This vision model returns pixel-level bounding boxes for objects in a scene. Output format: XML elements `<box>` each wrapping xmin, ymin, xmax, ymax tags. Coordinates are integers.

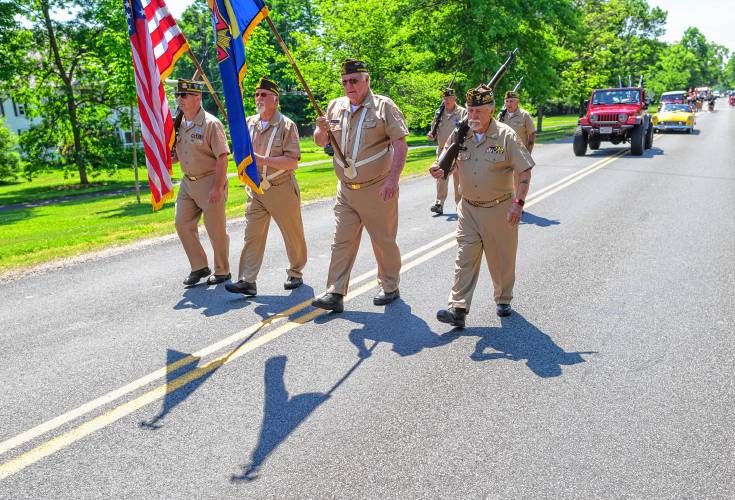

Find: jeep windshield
<box><xmin>591</xmin><ymin>90</ymin><xmax>640</xmax><ymax>105</ymax></box>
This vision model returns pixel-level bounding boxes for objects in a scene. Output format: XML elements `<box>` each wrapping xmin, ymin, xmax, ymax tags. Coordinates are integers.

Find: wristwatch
<box><xmin>513</xmin><ymin>198</ymin><xmax>525</xmax><ymax>207</ymax></box>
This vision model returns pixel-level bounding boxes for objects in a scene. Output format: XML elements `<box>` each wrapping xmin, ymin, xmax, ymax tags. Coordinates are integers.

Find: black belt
<box><xmin>464</xmin><ymin>193</ymin><xmax>512</xmax><ymax>208</ymax></box>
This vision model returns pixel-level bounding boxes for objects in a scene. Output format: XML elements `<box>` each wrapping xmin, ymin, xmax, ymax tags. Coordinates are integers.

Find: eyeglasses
<box><xmin>341</xmin><ymin>78</ymin><xmax>363</xmax><ymax>86</ymax></box>
<box><xmin>254</xmin><ymin>91</ymin><xmax>275</xmax><ymax>98</ymax></box>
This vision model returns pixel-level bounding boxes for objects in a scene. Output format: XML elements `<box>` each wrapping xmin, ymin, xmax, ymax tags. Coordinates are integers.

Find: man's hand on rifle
<box><xmin>429</xmin><ymin>162</ymin><xmax>449</xmax><ymax>179</ymax></box>
<box><xmin>427</xmin><ymin>132</ymin><xmax>435</xmax><ymax>141</ymax></box>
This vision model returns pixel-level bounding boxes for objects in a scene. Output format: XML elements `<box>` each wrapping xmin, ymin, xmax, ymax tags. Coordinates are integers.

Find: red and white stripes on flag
<box><xmin>124</xmin><ymin>0</ymin><xmax>189</xmax><ymax>210</ymax></box>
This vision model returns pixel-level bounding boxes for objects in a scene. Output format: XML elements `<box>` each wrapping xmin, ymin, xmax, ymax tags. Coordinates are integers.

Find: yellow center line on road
<box><xmin>0</xmin><ymin>231</ymin><xmax>457</xmax><ymax>460</ymax></box>
<box><xmin>0</xmin><ymin>139</ymin><xmax>657</xmax><ymax>479</ymax></box>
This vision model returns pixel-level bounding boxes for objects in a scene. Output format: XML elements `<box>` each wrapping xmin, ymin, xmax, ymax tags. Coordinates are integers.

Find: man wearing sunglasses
<box><xmin>172</xmin><ymin>79</ymin><xmax>232</xmax><ymax>287</ymax></box>
<box><xmin>226</xmin><ymin>77</ymin><xmax>307</xmax><ymax>297</ymax></box>
<box><xmin>311</xmin><ymin>58</ymin><xmax>409</xmax><ymax>313</ymax></box>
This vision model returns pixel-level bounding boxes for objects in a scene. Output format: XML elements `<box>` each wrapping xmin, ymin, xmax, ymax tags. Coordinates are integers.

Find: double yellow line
<box><xmin>0</xmin><ymin>143</ymin><xmax>654</xmax><ymax>480</ymax></box>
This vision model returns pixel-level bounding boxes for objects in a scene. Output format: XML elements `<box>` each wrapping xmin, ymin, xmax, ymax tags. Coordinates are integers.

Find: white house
<box><xmin>0</xmin><ymin>97</ymin><xmax>41</xmax><ymax>135</ymax></box>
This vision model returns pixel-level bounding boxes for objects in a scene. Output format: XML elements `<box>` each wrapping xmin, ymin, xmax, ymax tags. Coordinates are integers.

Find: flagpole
<box><xmin>263</xmin><ymin>15</ymin><xmax>348</xmax><ymax>167</ymax></box>
<box><xmin>185</xmin><ymin>49</ymin><xmax>228</xmax><ymax>121</ymax></box>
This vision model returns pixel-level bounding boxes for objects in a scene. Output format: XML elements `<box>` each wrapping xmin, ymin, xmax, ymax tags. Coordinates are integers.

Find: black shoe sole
<box><xmin>225</xmin><ymin>285</ymin><xmax>256</xmax><ymax>296</ymax></box>
<box><xmin>496</xmin><ymin>307</ymin><xmax>512</xmax><ymax>317</ymax></box>
<box><xmin>373</xmin><ymin>293</ymin><xmax>399</xmax><ymax>306</ymax></box>
<box><xmin>437</xmin><ymin>311</ymin><xmax>465</xmax><ymax>328</ymax></box>
<box><xmin>284</xmin><ymin>280</ymin><xmax>303</xmax><ymax>290</ymax></box>
<box><xmin>311</xmin><ymin>299</ymin><xmax>344</xmax><ymax>313</ymax></box>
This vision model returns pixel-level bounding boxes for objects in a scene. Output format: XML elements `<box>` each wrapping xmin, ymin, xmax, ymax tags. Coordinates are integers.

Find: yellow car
<box><xmin>652</xmin><ymin>103</ymin><xmax>696</xmax><ymax>133</ymax></box>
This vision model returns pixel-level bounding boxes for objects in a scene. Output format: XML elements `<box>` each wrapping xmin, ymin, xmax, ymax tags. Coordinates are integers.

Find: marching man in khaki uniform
<box><xmin>311</xmin><ymin>58</ymin><xmax>409</xmax><ymax>313</ymax></box>
<box><xmin>498</xmin><ymin>90</ymin><xmax>536</xmax><ymax>152</ymax></box>
<box><xmin>430</xmin><ymin>85</ymin><xmax>534</xmax><ymax>327</ymax></box>
<box><xmin>226</xmin><ymin>78</ymin><xmax>307</xmax><ymax>296</ymax></box>
<box><xmin>498</xmin><ymin>90</ymin><xmax>536</xmax><ymax>196</ymax></box>
<box><xmin>172</xmin><ymin>79</ymin><xmax>231</xmax><ymax>286</ymax></box>
<box><xmin>427</xmin><ymin>88</ymin><xmax>467</xmax><ymax>215</ymax></box>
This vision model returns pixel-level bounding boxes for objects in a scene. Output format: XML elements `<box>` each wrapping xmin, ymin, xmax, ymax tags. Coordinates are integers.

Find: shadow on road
<box><xmin>315</xmin><ymin>299</ymin><xmax>452</xmax><ymax>358</ymax></box>
<box><xmin>174</xmin><ymin>284</ymin><xmax>251</xmax><ymax>317</ymax></box>
<box><xmin>250</xmin><ymin>283</ymin><xmax>316</xmax><ymax>321</ymax></box>
<box><xmin>231</xmin><ymin>355</ymin><xmax>331</xmax><ymax>483</ymax></box>
<box><xmin>443</xmin><ymin>312</ymin><xmax>596</xmax><ymax>378</ymax></box>
<box><xmin>520</xmin><ymin>211</ymin><xmax>560</xmax><ymax>228</ymax></box>
<box><xmin>139</xmin><ymin>349</ymin><xmax>220</xmax><ymax>429</ymax></box>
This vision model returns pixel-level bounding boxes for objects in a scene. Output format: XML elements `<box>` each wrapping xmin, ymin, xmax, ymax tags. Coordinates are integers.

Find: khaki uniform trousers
<box><xmin>449</xmin><ymin>197</ymin><xmax>518</xmax><ymax>311</ymax></box>
<box><xmin>327</xmin><ymin>180</ymin><xmax>401</xmax><ymax>295</ymax></box>
<box><xmin>175</xmin><ymin>176</ymin><xmax>230</xmax><ymax>275</ymax></box>
<box><xmin>436</xmin><ymin>169</ymin><xmax>462</xmax><ymax>206</ymax></box>
<box><xmin>238</xmin><ymin>177</ymin><xmax>307</xmax><ymax>283</ymax></box>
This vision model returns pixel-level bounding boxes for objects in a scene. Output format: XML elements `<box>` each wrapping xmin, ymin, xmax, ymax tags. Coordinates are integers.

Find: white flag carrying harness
<box><xmin>250</xmin><ymin>115</ymin><xmax>286</xmax><ymax>191</ymax></box>
<box><xmin>334</xmin><ymin>106</ymin><xmax>391</xmax><ymax>180</ymax></box>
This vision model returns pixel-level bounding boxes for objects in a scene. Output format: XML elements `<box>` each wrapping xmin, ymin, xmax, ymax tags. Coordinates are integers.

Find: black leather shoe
<box><xmin>430</xmin><ymin>203</ymin><xmax>443</xmax><ymax>215</ymax></box>
<box><xmin>496</xmin><ymin>303</ymin><xmax>512</xmax><ymax>317</ymax></box>
<box><xmin>183</xmin><ymin>267</ymin><xmax>211</xmax><ymax>286</ymax></box>
<box><xmin>373</xmin><ymin>289</ymin><xmax>399</xmax><ymax>306</ymax></box>
<box><xmin>436</xmin><ymin>307</ymin><xmax>466</xmax><ymax>328</ymax></box>
<box><xmin>225</xmin><ymin>280</ymin><xmax>257</xmax><ymax>296</ymax></box>
<box><xmin>206</xmin><ymin>273</ymin><xmax>231</xmax><ymax>285</ymax></box>
<box><xmin>311</xmin><ymin>292</ymin><xmax>344</xmax><ymax>313</ymax></box>
<box><xmin>284</xmin><ymin>276</ymin><xmax>303</xmax><ymax>290</ymax></box>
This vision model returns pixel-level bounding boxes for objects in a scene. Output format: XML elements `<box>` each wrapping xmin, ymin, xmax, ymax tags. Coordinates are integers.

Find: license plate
<box><xmin>600</xmin><ymin>126</ymin><xmax>613</xmax><ymax>134</ymax></box>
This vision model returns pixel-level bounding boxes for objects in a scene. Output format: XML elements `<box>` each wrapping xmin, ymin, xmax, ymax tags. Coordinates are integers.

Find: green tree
<box><xmin>7</xmin><ymin>0</ymin><xmax>134</xmax><ymax>184</ymax></box>
<box><xmin>0</xmin><ymin>118</ymin><xmax>22</xmax><ymax>181</ymax></box>
<box><xmin>646</xmin><ymin>43</ymin><xmax>697</xmax><ymax>97</ymax></box>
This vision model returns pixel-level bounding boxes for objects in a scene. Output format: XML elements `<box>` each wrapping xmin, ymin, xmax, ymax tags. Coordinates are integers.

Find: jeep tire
<box><xmin>589</xmin><ymin>137</ymin><xmax>601</xmax><ymax>150</ymax></box>
<box><xmin>644</xmin><ymin>122</ymin><xmax>653</xmax><ymax>149</ymax></box>
<box><xmin>630</xmin><ymin>124</ymin><xmax>644</xmax><ymax>156</ymax></box>
<box><xmin>573</xmin><ymin>126</ymin><xmax>587</xmax><ymax>156</ymax></box>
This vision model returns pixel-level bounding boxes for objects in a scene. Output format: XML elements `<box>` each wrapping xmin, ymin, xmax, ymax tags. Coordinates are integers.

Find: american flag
<box><xmin>124</xmin><ymin>0</ymin><xmax>189</xmax><ymax>210</ymax></box>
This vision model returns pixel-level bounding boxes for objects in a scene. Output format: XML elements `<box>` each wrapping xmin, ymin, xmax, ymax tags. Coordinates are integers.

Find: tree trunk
<box><xmin>536</xmin><ymin>104</ymin><xmax>543</xmax><ymax>133</ymax></box>
<box><xmin>40</xmin><ymin>0</ymin><xmax>88</xmax><ymax>185</ymax></box>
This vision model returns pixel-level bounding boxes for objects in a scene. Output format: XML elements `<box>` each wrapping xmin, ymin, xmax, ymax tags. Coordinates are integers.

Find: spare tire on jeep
<box><xmin>630</xmin><ymin>123</ymin><xmax>644</xmax><ymax>155</ymax></box>
<box><xmin>573</xmin><ymin>126</ymin><xmax>587</xmax><ymax>156</ymax></box>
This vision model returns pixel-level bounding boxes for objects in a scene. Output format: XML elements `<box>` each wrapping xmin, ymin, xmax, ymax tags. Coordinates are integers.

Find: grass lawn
<box><xmin>0</xmin><ymin>146</ymin><xmax>438</xmax><ymax>273</ymax></box>
<box><xmin>0</xmin><ymin>124</ymin><xmax>570</xmax><ymax>274</ymax></box>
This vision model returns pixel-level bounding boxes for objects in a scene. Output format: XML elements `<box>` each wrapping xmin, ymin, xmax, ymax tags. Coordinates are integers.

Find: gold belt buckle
<box><xmin>350</xmin><ymin>182</ymin><xmax>361</xmax><ymax>190</ymax></box>
<box><xmin>188</xmin><ymin>174</ymin><xmax>197</xmax><ymax>181</ymax></box>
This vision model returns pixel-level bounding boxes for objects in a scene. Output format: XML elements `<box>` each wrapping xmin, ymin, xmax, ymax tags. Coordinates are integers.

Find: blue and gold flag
<box><xmin>208</xmin><ymin>0</ymin><xmax>269</xmax><ymax>192</ymax></box>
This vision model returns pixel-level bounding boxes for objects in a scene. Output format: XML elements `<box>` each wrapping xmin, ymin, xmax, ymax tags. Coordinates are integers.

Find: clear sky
<box><xmin>166</xmin><ymin>0</ymin><xmax>733</xmax><ymax>53</ymax></box>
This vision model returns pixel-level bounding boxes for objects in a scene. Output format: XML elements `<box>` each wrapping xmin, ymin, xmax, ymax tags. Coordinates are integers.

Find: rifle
<box><xmin>171</xmin><ymin>110</ymin><xmax>184</xmax><ymax>157</ymax></box>
<box><xmin>429</xmin><ymin>69</ymin><xmax>459</xmax><ymax>140</ymax></box>
<box><xmin>498</xmin><ymin>76</ymin><xmax>524</xmax><ymax>123</ymax></box>
<box><xmin>436</xmin><ymin>48</ymin><xmax>518</xmax><ymax>178</ymax></box>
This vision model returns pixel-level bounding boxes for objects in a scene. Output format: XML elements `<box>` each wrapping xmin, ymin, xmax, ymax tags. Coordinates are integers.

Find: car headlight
<box><xmin>619</xmin><ymin>113</ymin><xmax>628</xmax><ymax>122</ymax></box>
<box><xmin>590</xmin><ymin>114</ymin><xmax>598</xmax><ymax>122</ymax></box>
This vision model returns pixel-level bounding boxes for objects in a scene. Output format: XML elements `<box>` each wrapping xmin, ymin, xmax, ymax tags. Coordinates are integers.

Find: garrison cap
<box><xmin>341</xmin><ymin>58</ymin><xmax>369</xmax><ymax>75</ymax></box>
<box><xmin>504</xmin><ymin>90</ymin><xmax>519</xmax><ymax>100</ymax></box>
<box><xmin>175</xmin><ymin>79</ymin><xmax>203</xmax><ymax>96</ymax></box>
<box><xmin>255</xmin><ymin>77</ymin><xmax>280</xmax><ymax>96</ymax></box>
<box><xmin>466</xmin><ymin>85</ymin><xmax>495</xmax><ymax>106</ymax></box>
<box><xmin>443</xmin><ymin>88</ymin><xmax>456</xmax><ymax>97</ymax></box>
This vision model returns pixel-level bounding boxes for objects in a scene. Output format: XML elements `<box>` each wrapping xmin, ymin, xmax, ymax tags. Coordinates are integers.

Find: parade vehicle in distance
<box><xmin>574</xmin><ymin>86</ymin><xmax>653</xmax><ymax>156</ymax></box>
<box><xmin>660</xmin><ymin>90</ymin><xmax>687</xmax><ymax>105</ymax></box>
<box><xmin>651</xmin><ymin>103</ymin><xmax>695</xmax><ymax>133</ymax></box>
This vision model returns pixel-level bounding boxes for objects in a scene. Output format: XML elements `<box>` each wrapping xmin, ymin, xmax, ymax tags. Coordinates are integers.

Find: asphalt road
<box><xmin>1</xmin><ymin>108</ymin><xmax>733</xmax><ymax>499</ymax></box>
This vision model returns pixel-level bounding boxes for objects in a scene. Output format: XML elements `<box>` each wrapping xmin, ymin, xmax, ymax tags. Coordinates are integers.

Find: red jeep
<box><xmin>574</xmin><ymin>87</ymin><xmax>653</xmax><ymax>156</ymax></box>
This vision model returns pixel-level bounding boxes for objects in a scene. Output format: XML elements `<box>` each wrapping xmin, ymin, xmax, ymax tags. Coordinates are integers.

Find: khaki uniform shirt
<box><xmin>246</xmin><ymin>111</ymin><xmax>301</xmax><ymax>181</ymax></box>
<box><xmin>174</xmin><ymin>108</ymin><xmax>230</xmax><ymax>177</ymax></box>
<box><xmin>435</xmin><ymin>105</ymin><xmax>468</xmax><ymax>151</ymax></box>
<box><xmin>326</xmin><ymin>91</ymin><xmax>409</xmax><ymax>184</ymax></box>
<box><xmin>449</xmin><ymin>120</ymin><xmax>535</xmax><ymax>202</ymax></box>
<box><xmin>499</xmin><ymin>108</ymin><xmax>535</xmax><ymax>149</ymax></box>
